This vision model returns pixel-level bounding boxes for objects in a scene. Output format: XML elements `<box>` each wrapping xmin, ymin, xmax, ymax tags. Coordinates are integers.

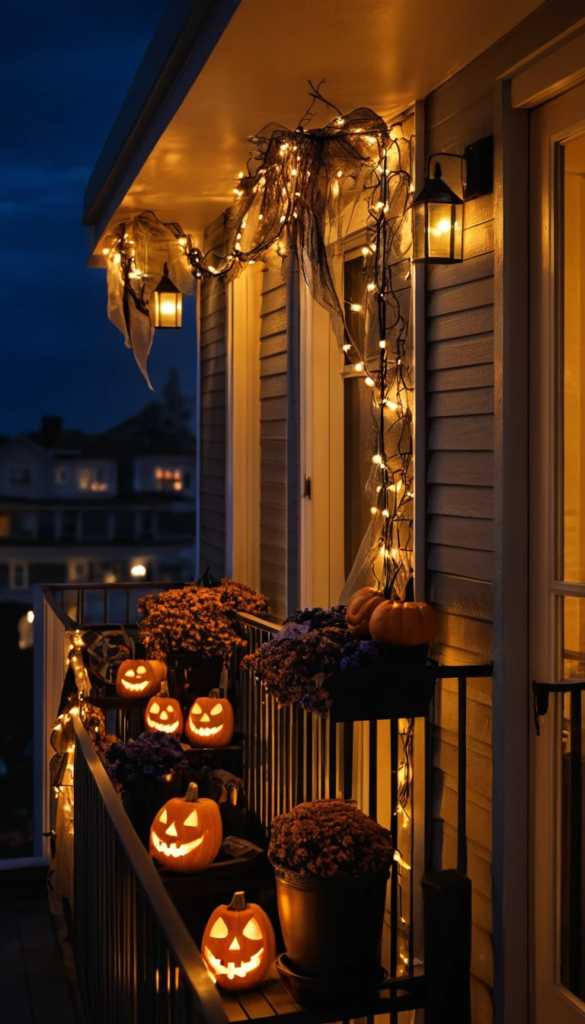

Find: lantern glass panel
<box><xmin>427</xmin><ymin>202</ymin><xmax>462</xmax><ymax>261</ymax></box>
<box><xmin>153</xmin><ymin>291</ymin><xmax>182</xmax><ymax>329</ymax></box>
<box><xmin>412</xmin><ymin>204</ymin><xmax>427</xmax><ymax>262</ymax></box>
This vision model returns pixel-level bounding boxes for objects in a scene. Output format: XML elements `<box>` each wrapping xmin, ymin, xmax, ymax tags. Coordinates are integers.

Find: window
<box><xmin>0</xmin><ymin>514</ymin><xmax>10</xmax><ymax>538</ymax></box>
<box><xmin>0</xmin><ymin>564</ymin><xmax>9</xmax><ymax>586</ymax></box>
<box><xmin>10</xmin><ymin>467</ymin><xmax>31</xmax><ymax>486</ymax></box>
<box><xmin>54</xmin><ymin>467</ymin><xmax>69</xmax><ymax>484</ymax></box>
<box><xmin>78</xmin><ymin>466</ymin><xmax>109</xmax><ymax>492</ymax></box>
<box><xmin>38</xmin><ymin>513</ymin><xmax>54</xmax><ymax>541</ymax></box>
<box><xmin>81</xmin><ymin>511</ymin><xmax>109</xmax><ymax>539</ymax></box>
<box><xmin>157</xmin><ymin>512</ymin><xmax>195</xmax><ymax>537</ymax></box>
<box><xmin>113</xmin><ymin>512</ymin><xmax>136</xmax><ymax>541</ymax></box>
<box><xmin>154</xmin><ymin>467</ymin><xmax>186</xmax><ymax>492</ymax></box>
<box><xmin>10</xmin><ymin>563</ymin><xmax>27</xmax><ymax>589</ymax></box>
<box><xmin>12</xmin><ymin>513</ymin><xmax>36</xmax><ymax>540</ymax></box>
<box><xmin>61</xmin><ymin>511</ymin><xmax>77</xmax><ymax>540</ymax></box>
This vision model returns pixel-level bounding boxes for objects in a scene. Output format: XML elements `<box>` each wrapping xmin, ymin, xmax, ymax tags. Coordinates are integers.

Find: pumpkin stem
<box><xmin>208</xmin><ymin>688</ymin><xmax>221</xmax><ymax>699</ymax></box>
<box><xmin>228</xmin><ymin>891</ymin><xmax>247</xmax><ymax>911</ymax></box>
<box><xmin>183</xmin><ymin>782</ymin><xmax>199</xmax><ymax>803</ymax></box>
<box><xmin>160</xmin><ymin>679</ymin><xmax>169</xmax><ymax>696</ymax></box>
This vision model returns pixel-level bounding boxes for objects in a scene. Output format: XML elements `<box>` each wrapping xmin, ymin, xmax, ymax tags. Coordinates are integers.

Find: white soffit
<box><xmin>96</xmin><ymin>0</ymin><xmax>543</xmax><ymax>248</ymax></box>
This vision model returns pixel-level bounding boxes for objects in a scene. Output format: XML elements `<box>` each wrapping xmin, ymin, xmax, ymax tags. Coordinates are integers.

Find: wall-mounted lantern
<box><xmin>411</xmin><ymin>135</ymin><xmax>493</xmax><ymax>264</ymax></box>
<box><xmin>152</xmin><ymin>265</ymin><xmax>182</xmax><ymax>328</ymax></box>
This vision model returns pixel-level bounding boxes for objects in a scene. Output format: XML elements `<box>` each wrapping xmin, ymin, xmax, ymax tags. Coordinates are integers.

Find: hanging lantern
<box><xmin>411</xmin><ymin>162</ymin><xmax>463</xmax><ymax>264</ymax></box>
<box><xmin>152</xmin><ymin>265</ymin><xmax>182</xmax><ymax>328</ymax></box>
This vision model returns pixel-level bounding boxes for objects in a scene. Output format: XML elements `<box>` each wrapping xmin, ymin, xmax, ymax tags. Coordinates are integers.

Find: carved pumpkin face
<box><xmin>144</xmin><ymin>697</ymin><xmax>183</xmax><ymax>736</ymax></box>
<box><xmin>149</xmin><ymin>782</ymin><xmax>222</xmax><ymax>873</ymax></box>
<box><xmin>346</xmin><ymin>587</ymin><xmax>385</xmax><ymax>638</ymax></box>
<box><xmin>185</xmin><ymin>693</ymin><xmax>234</xmax><ymax>748</ymax></box>
<box><xmin>116</xmin><ymin>659</ymin><xmax>167</xmax><ymax>699</ymax></box>
<box><xmin>368</xmin><ymin>600</ymin><xmax>437</xmax><ymax>647</ymax></box>
<box><xmin>202</xmin><ymin>892</ymin><xmax>276</xmax><ymax>990</ymax></box>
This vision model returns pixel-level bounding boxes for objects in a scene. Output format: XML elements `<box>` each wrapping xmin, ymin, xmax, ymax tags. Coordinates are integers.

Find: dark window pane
<box><xmin>157</xmin><ymin>512</ymin><xmax>194</xmax><ymax>537</ymax></box>
<box><xmin>38</xmin><ymin>513</ymin><xmax>54</xmax><ymax>541</ymax></box>
<box><xmin>10</xmin><ymin>467</ymin><xmax>31</xmax><ymax>485</ymax></box>
<box><xmin>61</xmin><ymin>511</ymin><xmax>77</xmax><ymax>539</ymax></box>
<box><xmin>114</xmin><ymin>512</ymin><xmax>136</xmax><ymax>541</ymax></box>
<box><xmin>81</xmin><ymin>512</ymin><xmax>108</xmax><ymax>539</ymax></box>
<box><xmin>12</xmin><ymin>514</ymin><xmax>36</xmax><ymax>539</ymax></box>
<box><xmin>0</xmin><ymin>564</ymin><xmax>9</xmax><ymax>586</ymax></box>
<box><xmin>29</xmin><ymin>563</ymin><xmax>67</xmax><ymax>584</ymax></box>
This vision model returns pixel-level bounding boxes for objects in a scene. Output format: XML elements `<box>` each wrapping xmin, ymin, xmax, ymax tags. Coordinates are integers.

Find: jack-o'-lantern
<box><xmin>149</xmin><ymin>782</ymin><xmax>222</xmax><ymax>872</ymax></box>
<box><xmin>369</xmin><ymin>600</ymin><xmax>437</xmax><ymax>647</ymax></box>
<box><xmin>116</xmin><ymin>659</ymin><xmax>167</xmax><ymax>699</ymax></box>
<box><xmin>144</xmin><ymin>697</ymin><xmax>184</xmax><ymax>736</ymax></box>
<box><xmin>202</xmin><ymin>892</ymin><xmax>276</xmax><ymax>990</ymax></box>
<box><xmin>346</xmin><ymin>587</ymin><xmax>385</xmax><ymax>638</ymax></box>
<box><xmin>185</xmin><ymin>690</ymin><xmax>234</xmax><ymax>747</ymax></box>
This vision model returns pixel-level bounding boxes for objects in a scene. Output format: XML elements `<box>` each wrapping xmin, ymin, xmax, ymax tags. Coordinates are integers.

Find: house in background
<box><xmin>58</xmin><ymin>1</ymin><xmax>585</xmax><ymax>1022</ymax></box>
<box><xmin>0</xmin><ymin>368</ymin><xmax>197</xmax><ymax>604</ymax></box>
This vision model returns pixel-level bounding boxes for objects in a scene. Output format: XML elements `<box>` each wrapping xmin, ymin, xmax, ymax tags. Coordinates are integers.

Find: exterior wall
<box><xmin>199</xmin><ymin>214</ymin><xmax>228</xmax><ymax>578</ymax></box>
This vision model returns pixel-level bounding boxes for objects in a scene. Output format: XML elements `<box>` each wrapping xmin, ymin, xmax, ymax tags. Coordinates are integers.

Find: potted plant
<box><xmin>137</xmin><ymin>579</ymin><xmax>269</xmax><ymax>697</ymax></box>
<box><xmin>268</xmin><ymin>800</ymin><xmax>393</xmax><ymax>1000</ymax></box>
<box><xmin>105</xmin><ymin>731</ymin><xmax>188</xmax><ymax>845</ymax></box>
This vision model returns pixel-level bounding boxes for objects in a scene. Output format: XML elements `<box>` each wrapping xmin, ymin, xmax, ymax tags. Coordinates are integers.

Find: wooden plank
<box><xmin>201</xmin><ymin>475</ymin><xmax>225</xmax><ymax>497</ymax></box>
<box><xmin>428</xmin><ymin>484</ymin><xmax>493</xmax><ymax>519</ymax></box>
<box><xmin>429</xmin><ymin>572</ymin><xmax>492</xmax><ymax>622</ymax></box>
<box><xmin>428</xmin><ymin>544</ymin><xmax>494</xmax><ymax>582</ymax></box>
<box><xmin>427</xmin><ymin>252</ymin><xmax>494</xmax><ymax>291</ymax></box>
<box><xmin>429</xmin><ymin>415</ymin><xmax>494</xmax><ymax>451</ymax></box>
<box><xmin>427</xmin><ymin>334</ymin><xmax>493</xmax><ymax>369</ymax></box>
<box><xmin>428</xmin><ymin>387</ymin><xmax>494</xmax><ymax>418</ymax></box>
<box><xmin>440</xmin><ymin>673</ymin><xmax>493</xmax><ymax>708</ymax></box>
<box><xmin>260</xmin><ymin>308</ymin><xmax>287</xmax><ymax>338</ymax></box>
<box><xmin>463</xmin><ymin>221</ymin><xmax>494</xmax><ymax>260</ymax></box>
<box><xmin>428</xmin><ymin>451</ymin><xmax>493</xmax><ymax>487</ymax></box>
<box><xmin>260</xmin><ymin>376</ymin><xmax>287</xmax><ymax>400</ymax></box>
<box><xmin>428</xmin><ymin>305</ymin><xmax>494</xmax><ymax>342</ymax></box>
<box><xmin>236</xmin><ymin>989</ymin><xmax>276</xmax><ymax>1019</ymax></box>
<box><xmin>472</xmin><ymin>924</ymin><xmax>495</xmax><ymax>988</ymax></box>
<box><xmin>428</xmin><ymin>364</ymin><xmax>494</xmax><ymax>393</ymax></box>
<box><xmin>219</xmin><ymin>992</ymin><xmax>251</xmax><ymax>1022</ymax></box>
<box><xmin>435</xmin><ymin>610</ymin><xmax>493</xmax><ymax>660</ymax></box>
<box><xmin>442</xmin><ymin>834</ymin><xmax>493</xmax><ymax>901</ymax></box>
<box><xmin>428</xmin><ymin>278</ymin><xmax>493</xmax><ymax>317</ymax></box>
<box><xmin>199</xmin><ymin>507</ymin><xmax>226</xmax><ymax>530</ymax></box>
<box><xmin>200</xmin><ymin>337</ymin><xmax>227</xmax><ymax>363</ymax></box>
<box><xmin>261</xmin><ymin>979</ymin><xmax>301</xmax><ymax>1015</ymax></box>
<box><xmin>200</xmin><ymin>494</ymin><xmax>226</xmax><ymax>515</ymax></box>
<box><xmin>260</xmin><ymin>353</ymin><xmax>287</xmax><ymax>378</ymax></box>
<box><xmin>260</xmin><ymin>397</ymin><xmax>288</xmax><ymax>421</ymax></box>
<box><xmin>436</xmin><ymin>685</ymin><xmax>492</xmax><ymax>746</ymax></box>
<box><xmin>434</xmin><ymin>737</ymin><xmax>493</xmax><ymax>801</ymax></box>
<box><xmin>463</xmin><ymin>194</ymin><xmax>494</xmax><ymax>229</ymax></box>
<box><xmin>201</xmin><ymin>440</ymin><xmax>226</xmax><ymax>461</ymax></box>
<box><xmin>439</xmin><ymin>784</ymin><xmax>492</xmax><ymax>852</ymax></box>
<box><xmin>429</xmin><ymin>514</ymin><xmax>493</xmax><ymax>551</ymax></box>
<box><xmin>262</xmin><ymin>267</ymin><xmax>286</xmax><ymax>292</ymax></box>
<box><xmin>260</xmin><ymin>334</ymin><xmax>288</xmax><ymax>359</ymax></box>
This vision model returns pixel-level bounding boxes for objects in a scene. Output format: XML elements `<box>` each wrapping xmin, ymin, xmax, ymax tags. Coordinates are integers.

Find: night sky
<box><xmin>1</xmin><ymin>1</ymin><xmax>197</xmax><ymax>438</ymax></box>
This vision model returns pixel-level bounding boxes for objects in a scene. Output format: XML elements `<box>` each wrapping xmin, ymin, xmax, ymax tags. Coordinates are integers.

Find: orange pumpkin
<box><xmin>149</xmin><ymin>782</ymin><xmax>222</xmax><ymax>873</ymax></box>
<box><xmin>368</xmin><ymin>600</ymin><xmax>437</xmax><ymax>647</ymax></box>
<box><xmin>185</xmin><ymin>690</ymin><xmax>234</xmax><ymax>748</ymax></box>
<box><xmin>116</xmin><ymin>659</ymin><xmax>167</xmax><ymax>699</ymax></box>
<box><xmin>144</xmin><ymin>696</ymin><xmax>184</xmax><ymax>737</ymax></box>
<box><xmin>346</xmin><ymin>587</ymin><xmax>385</xmax><ymax>637</ymax></box>
<box><xmin>202</xmin><ymin>892</ymin><xmax>276</xmax><ymax>990</ymax></box>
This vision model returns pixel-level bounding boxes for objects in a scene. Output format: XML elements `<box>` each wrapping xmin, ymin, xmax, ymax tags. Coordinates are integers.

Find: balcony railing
<box><xmin>40</xmin><ymin>582</ymin><xmax>493</xmax><ymax>1023</ymax></box>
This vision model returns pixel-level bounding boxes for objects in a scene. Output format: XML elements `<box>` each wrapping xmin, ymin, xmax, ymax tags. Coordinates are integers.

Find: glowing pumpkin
<box><xmin>202</xmin><ymin>892</ymin><xmax>276</xmax><ymax>990</ymax></box>
<box><xmin>116</xmin><ymin>659</ymin><xmax>167</xmax><ymax>699</ymax></box>
<box><xmin>149</xmin><ymin>782</ymin><xmax>222</xmax><ymax>872</ymax></box>
<box><xmin>185</xmin><ymin>690</ymin><xmax>234</xmax><ymax>748</ymax></box>
<box><xmin>368</xmin><ymin>600</ymin><xmax>437</xmax><ymax>646</ymax></box>
<box><xmin>144</xmin><ymin>697</ymin><xmax>184</xmax><ymax>737</ymax></box>
<box><xmin>346</xmin><ymin>587</ymin><xmax>385</xmax><ymax>637</ymax></box>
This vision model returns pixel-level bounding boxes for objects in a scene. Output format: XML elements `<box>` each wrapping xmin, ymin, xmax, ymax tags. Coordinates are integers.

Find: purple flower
<box><xmin>105</xmin><ymin>731</ymin><xmax>188</xmax><ymax>789</ymax></box>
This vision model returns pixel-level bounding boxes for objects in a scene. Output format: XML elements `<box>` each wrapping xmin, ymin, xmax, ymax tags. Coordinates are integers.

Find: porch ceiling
<box><xmin>87</xmin><ymin>0</ymin><xmax>543</xmax><ymax>256</ymax></box>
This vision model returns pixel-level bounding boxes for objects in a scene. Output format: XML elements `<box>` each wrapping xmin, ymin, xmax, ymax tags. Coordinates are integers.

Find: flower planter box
<box><xmin>324</xmin><ymin>663</ymin><xmax>439</xmax><ymax>722</ymax></box>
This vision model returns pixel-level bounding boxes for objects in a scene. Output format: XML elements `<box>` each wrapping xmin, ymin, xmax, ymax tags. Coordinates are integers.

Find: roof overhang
<box><xmin>84</xmin><ymin>0</ymin><xmax>548</xmax><ymax>258</ymax></box>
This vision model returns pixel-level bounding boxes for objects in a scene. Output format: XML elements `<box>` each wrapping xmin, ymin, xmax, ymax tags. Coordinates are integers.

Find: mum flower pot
<box><xmin>273</xmin><ymin>864</ymin><xmax>389</xmax><ymax>989</ymax></box>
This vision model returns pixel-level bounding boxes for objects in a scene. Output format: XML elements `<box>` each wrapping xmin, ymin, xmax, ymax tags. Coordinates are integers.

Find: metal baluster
<box><xmin>457</xmin><ymin>674</ymin><xmax>467</xmax><ymax>876</ymax></box>
<box><xmin>390</xmin><ymin>717</ymin><xmax>399</xmax><ymax>981</ymax></box>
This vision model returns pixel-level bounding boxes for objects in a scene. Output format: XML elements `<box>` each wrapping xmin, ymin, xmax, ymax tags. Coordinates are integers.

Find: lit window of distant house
<box><xmin>55</xmin><ymin>467</ymin><xmax>69</xmax><ymax>484</ymax></box>
<box><xmin>0</xmin><ymin>514</ymin><xmax>10</xmax><ymax>537</ymax></box>
<box><xmin>10</xmin><ymin>467</ymin><xmax>31</xmax><ymax>486</ymax></box>
<box><xmin>78</xmin><ymin>466</ymin><xmax>109</xmax><ymax>492</ymax></box>
<box><xmin>154</xmin><ymin>467</ymin><xmax>188</xmax><ymax>492</ymax></box>
<box><xmin>11</xmin><ymin>563</ymin><xmax>28</xmax><ymax>589</ymax></box>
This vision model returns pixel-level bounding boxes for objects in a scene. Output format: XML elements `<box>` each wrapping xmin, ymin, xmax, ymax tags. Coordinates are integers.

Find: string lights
<box><xmin>103</xmin><ymin>85</ymin><xmax>414</xmax><ymax>597</ymax></box>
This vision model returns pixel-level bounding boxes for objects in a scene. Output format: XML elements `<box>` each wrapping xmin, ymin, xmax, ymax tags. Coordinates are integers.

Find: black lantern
<box><xmin>152</xmin><ymin>266</ymin><xmax>182</xmax><ymax>328</ymax></box>
<box><xmin>411</xmin><ymin>162</ymin><xmax>463</xmax><ymax>264</ymax></box>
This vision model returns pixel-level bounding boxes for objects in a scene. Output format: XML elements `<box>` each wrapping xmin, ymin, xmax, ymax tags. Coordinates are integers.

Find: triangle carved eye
<box><xmin>184</xmin><ymin>809</ymin><xmax>198</xmax><ymax>828</ymax></box>
<box><xmin>193</xmin><ymin>703</ymin><xmax>202</xmax><ymax>715</ymax></box>
<box><xmin>210</xmin><ymin>703</ymin><xmax>223</xmax><ymax>716</ymax></box>
<box><xmin>242</xmin><ymin>917</ymin><xmax>262</xmax><ymax>940</ymax></box>
<box><xmin>150</xmin><ymin>702</ymin><xmax>160</xmax><ymax>714</ymax></box>
<box><xmin>159</xmin><ymin>809</ymin><xmax>168</xmax><ymax>824</ymax></box>
<box><xmin>209</xmin><ymin>917</ymin><xmax>229</xmax><ymax>939</ymax></box>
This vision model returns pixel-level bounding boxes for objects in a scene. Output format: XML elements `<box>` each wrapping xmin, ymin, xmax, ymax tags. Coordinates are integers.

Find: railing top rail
<box><xmin>73</xmin><ymin>716</ymin><xmax>229</xmax><ymax>1024</ymax></box>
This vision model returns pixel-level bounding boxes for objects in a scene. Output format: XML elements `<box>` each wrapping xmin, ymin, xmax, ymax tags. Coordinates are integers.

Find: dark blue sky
<box><xmin>0</xmin><ymin>1</ymin><xmax>197</xmax><ymax>437</ymax></box>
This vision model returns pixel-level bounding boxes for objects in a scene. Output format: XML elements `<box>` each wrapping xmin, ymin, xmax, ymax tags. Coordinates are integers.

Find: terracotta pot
<box><xmin>273</xmin><ymin>865</ymin><xmax>388</xmax><ymax>983</ymax></box>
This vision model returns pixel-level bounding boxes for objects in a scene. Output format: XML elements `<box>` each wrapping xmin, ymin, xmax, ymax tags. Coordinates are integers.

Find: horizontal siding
<box><xmin>260</xmin><ymin>271</ymin><xmax>288</xmax><ymax>620</ymax></box>
<box><xmin>199</xmin><ymin>214</ymin><xmax>227</xmax><ymax>578</ymax></box>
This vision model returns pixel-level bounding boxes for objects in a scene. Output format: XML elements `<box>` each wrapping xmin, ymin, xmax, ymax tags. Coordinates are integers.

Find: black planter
<box><xmin>273</xmin><ymin>865</ymin><xmax>388</xmax><ymax>985</ymax></box>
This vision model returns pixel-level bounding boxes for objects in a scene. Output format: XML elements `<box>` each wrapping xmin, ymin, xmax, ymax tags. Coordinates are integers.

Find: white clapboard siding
<box><xmin>199</xmin><ymin>214</ymin><xmax>227</xmax><ymax>578</ymax></box>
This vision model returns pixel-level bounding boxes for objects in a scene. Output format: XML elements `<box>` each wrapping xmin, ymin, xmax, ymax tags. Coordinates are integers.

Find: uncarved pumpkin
<box><xmin>202</xmin><ymin>891</ymin><xmax>276</xmax><ymax>990</ymax></box>
<box><xmin>368</xmin><ymin>600</ymin><xmax>437</xmax><ymax>647</ymax></box>
<box><xmin>144</xmin><ymin>696</ymin><xmax>184</xmax><ymax>737</ymax></box>
<box><xmin>116</xmin><ymin>659</ymin><xmax>167</xmax><ymax>699</ymax></box>
<box><xmin>346</xmin><ymin>587</ymin><xmax>385</xmax><ymax>638</ymax></box>
<box><xmin>185</xmin><ymin>690</ymin><xmax>234</xmax><ymax>748</ymax></box>
<box><xmin>149</xmin><ymin>782</ymin><xmax>222</xmax><ymax>873</ymax></box>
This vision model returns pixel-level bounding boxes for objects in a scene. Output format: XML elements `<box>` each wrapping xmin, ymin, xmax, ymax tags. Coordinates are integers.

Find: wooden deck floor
<box><xmin>0</xmin><ymin>897</ymin><xmax>79</xmax><ymax>1024</ymax></box>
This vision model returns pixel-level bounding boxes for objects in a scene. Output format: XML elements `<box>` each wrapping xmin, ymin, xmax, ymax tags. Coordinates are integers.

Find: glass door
<box><xmin>531</xmin><ymin>81</ymin><xmax>585</xmax><ymax>1023</ymax></box>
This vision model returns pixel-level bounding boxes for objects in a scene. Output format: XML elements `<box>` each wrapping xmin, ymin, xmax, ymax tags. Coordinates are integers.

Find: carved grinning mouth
<box><xmin>122</xmin><ymin>677</ymin><xmax>151</xmax><ymax>692</ymax></box>
<box><xmin>190</xmin><ymin>723</ymin><xmax>222</xmax><ymax>738</ymax></box>
<box><xmin>152</xmin><ymin>832</ymin><xmax>205</xmax><ymax>858</ymax></box>
<box><xmin>146</xmin><ymin>714</ymin><xmax>180</xmax><ymax>733</ymax></box>
<box><xmin>204</xmin><ymin>947</ymin><xmax>264</xmax><ymax>981</ymax></box>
